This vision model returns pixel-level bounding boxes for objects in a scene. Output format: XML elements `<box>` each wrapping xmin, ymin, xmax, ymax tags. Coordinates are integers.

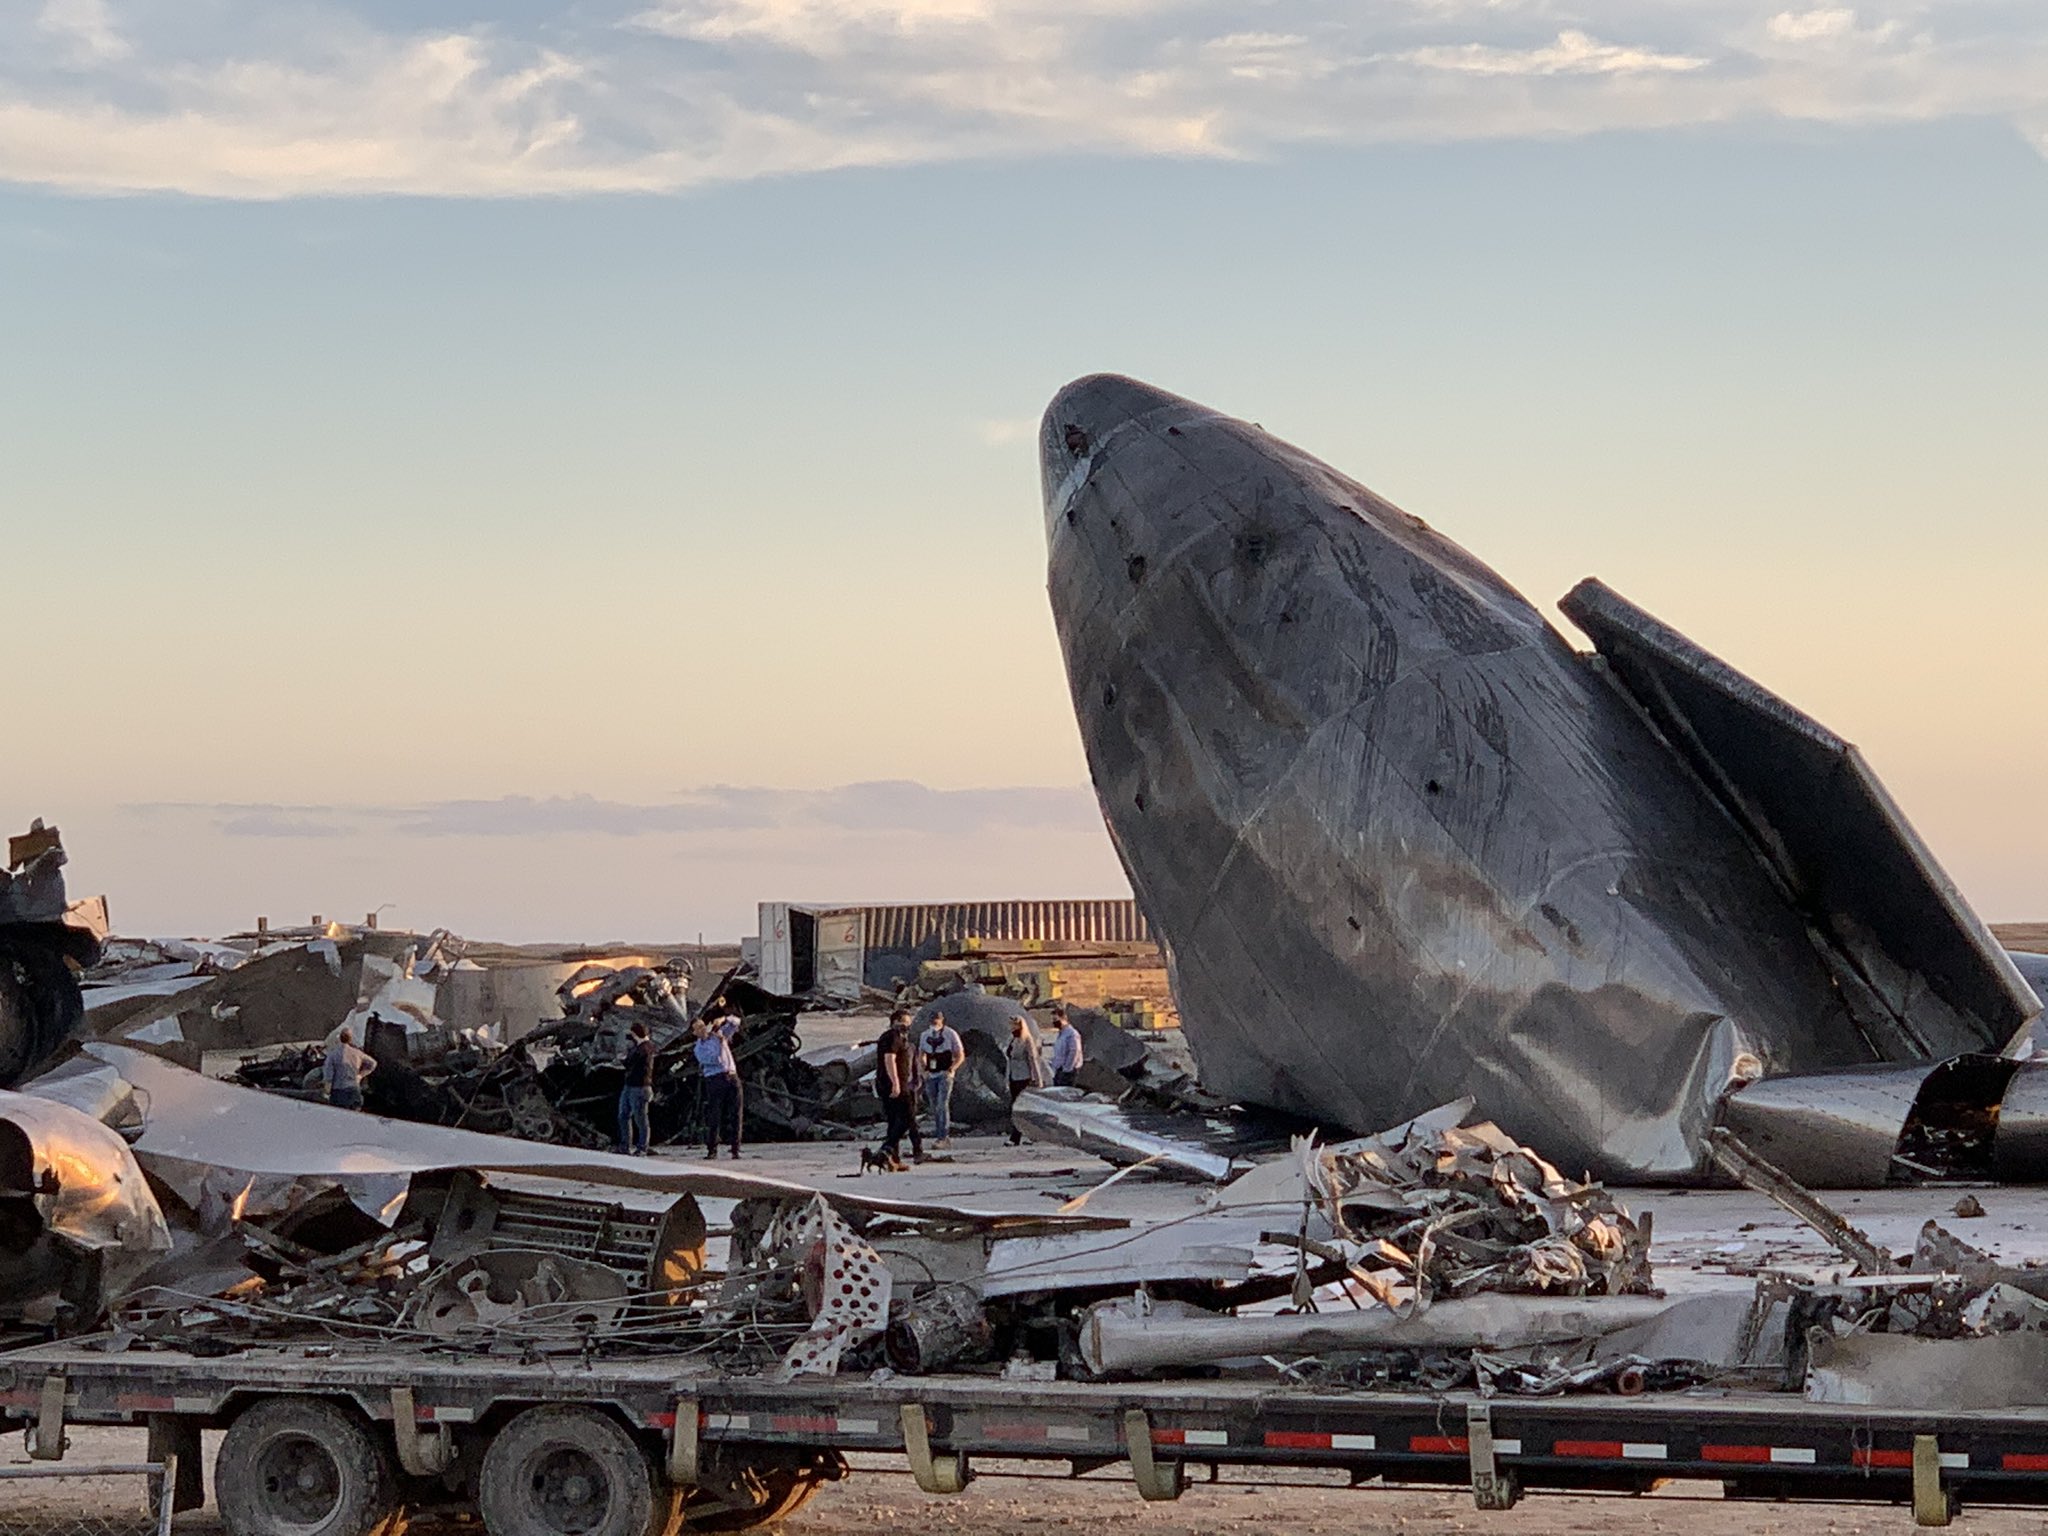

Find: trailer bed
<box><xmin>5</xmin><ymin>1339</ymin><xmax>2048</xmax><ymax>1523</ymax></box>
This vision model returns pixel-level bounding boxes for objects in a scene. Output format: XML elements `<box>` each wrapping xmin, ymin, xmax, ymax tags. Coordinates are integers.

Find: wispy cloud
<box><xmin>3</xmin><ymin>1</ymin><xmax>2046</xmax><ymax>197</ymax></box>
<box><xmin>1398</xmin><ymin>30</ymin><xmax>1708</xmax><ymax>78</ymax></box>
<box><xmin>132</xmin><ymin>782</ymin><xmax>1106</xmax><ymax>840</ymax></box>
<box><xmin>38</xmin><ymin>0</ymin><xmax>130</xmax><ymax>63</ymax></box>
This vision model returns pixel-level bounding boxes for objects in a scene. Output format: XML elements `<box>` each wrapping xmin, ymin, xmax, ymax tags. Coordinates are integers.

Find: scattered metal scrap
<box><xmin>19</xmin><ymin>1036</ymin><xmax>2048</xmax><ymax>1414</ymax></box>
<box><xmin>12</xmin><ymin>1044</ymin><xmax>1113</xmax><ymax>1381</ymax></box>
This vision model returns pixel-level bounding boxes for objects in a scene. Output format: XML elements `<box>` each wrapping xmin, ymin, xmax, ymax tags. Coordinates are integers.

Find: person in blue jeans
<box><xmin>1047</xmin><ymin>1005</ymin><xmax>1084</xmax><ymax>1087</ymax></box>
<box><xmin>918</xmin><ymin>1011</ymin><xmax>966</xmax><ymax>1148</ymax></box>
<box><xmin>617</xmin><ymin>1019</ymin><xmax>655</xmax><ymax>1155</ymax></box>
<box><xmin>695</xmin><ymin>1012</ymin><xmax>744</xmax><ymax>1159</ymax></box>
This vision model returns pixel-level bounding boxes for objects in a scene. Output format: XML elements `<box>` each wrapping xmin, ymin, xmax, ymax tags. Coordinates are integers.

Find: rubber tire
<box><xmin>684</xmin><ymin>1468</ymin><xmax>826</xmax><ymax>1532</ymax></box>
<box><xmin>480</xmin><ymin>1405</ymin><xmax>681</xmax><ymax>1536</ymax></box>
<box><xmin>216</xmin><ymin>1395</ymin><xmax>399</xmax><ymax>1536</ymax></box>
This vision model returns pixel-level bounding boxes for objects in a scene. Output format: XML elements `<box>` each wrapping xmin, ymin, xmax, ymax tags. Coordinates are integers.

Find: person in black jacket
<box><xmin>876</xmin><ymin>1008</ymin><xmax>923</xmax><ymax>1163</ymax></box>
<box><xmin>617</xmin><ymin>1020</ymin><xmax>656</xmax><ymax>1155</ymax></box>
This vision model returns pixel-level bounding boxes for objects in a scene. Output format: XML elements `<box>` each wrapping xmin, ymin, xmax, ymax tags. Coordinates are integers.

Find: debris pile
<box><xmin>3</xmin><ymin>1043</ymin><xmax>1128</xmax><ymax>1382</ymax></box>
<box><xmin>1700</xmin><ymin>1129</ymin><xmax>2048</xmax><ymax>1408</ymax></box>
<box><xmin>1304</xmin><ymin>1115</ymin><xmax>1654</xmax><ymax>1305</ymax></box>
<box><xmin>894</xmin><ymin>939</ymin><xmax>1178</xmax><ymax>1033</ymax></box>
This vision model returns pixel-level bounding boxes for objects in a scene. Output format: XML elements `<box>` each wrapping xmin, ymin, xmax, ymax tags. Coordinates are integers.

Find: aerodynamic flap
<box><xmin>1560</xmin><ymin>577</ymin><xmax>2037</xmax><ymax>1062</ymax></box>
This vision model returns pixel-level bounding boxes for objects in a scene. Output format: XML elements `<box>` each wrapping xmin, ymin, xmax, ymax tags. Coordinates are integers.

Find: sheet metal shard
<box><xmin>1039</xmin><ymin>373</ymin><xmax>2035</xmax><ymax>1183</ymax></box>
<box><xmin>0</xmin><ymin>1086</ymin><xmax>172</xmax><ymax>1330</ymax></box>
<box><xmin>1009</xmin><ymin>1088</ymin><xmax>1258</xmax><ymax>1182</ymax></box>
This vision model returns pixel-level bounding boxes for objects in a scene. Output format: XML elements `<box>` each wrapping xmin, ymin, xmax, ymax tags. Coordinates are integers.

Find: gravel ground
<box><xmin>8</xmin><ymin>1429</ymin><xmax>2046</xmax><ymax>1534</ymax></box>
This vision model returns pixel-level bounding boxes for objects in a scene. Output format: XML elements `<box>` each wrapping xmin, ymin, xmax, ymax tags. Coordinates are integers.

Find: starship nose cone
<box><xmin>1039</xmin><ymin>374</ymin><xmax>2029</xmax><ymax>1180</ymax></box>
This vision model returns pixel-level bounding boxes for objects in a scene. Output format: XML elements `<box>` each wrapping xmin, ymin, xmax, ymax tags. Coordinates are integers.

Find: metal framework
<box><xmin>7</xmin><ymin>1343</ymin><xmax>2048</xmax><ymax>1526</ymax></box>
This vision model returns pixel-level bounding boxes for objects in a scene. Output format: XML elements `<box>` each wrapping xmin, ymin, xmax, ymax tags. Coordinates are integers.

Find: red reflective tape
<box><xmin>1854</xmin><ymin>1449</ymin><xmax>1912</xmax><ymax>1469</ymax></box>
<box><xmin>1554</xmin><ymin>1440</ymin><xmax>1623</xmax><ymax>1459</ymax></box>
<box><xmin>1409</xmin><ymin>1436</ymin><xmax>1468</xmax><ymax>1455</ymax></box>
<box><xmin>1265</xmin><ymin>1431</ymin><xmax>1331</xmax><ymax>1450</ymax></box>
<box><xmin>771</xmin><ymin>1415</ymin><xmax>836</xmax><ymax>1434</ymax></box>
<box><xmin>119</xmin><ymin>1395</ymin><xmax>175</xmax><ymax>1413</ymax></box>
<box><xmin>1702</xmin><ymin>1445</ymin><xmax>1772</xmax><ymax>1464</ymax></box>
<box><xmin>1152</xmin><ymin>1429</ymin><xmax>1185</xmax><ymax>1446</ymax></box>
<box><xmin>646</xmin><ymin>1412</ymin><xmax>676</xmax><ymax>1430</ymax></box>
<box><xmin>2003</xmin><ymin>1453</ymin><xmax>2048</xmax><ymax>1472</ymax></box>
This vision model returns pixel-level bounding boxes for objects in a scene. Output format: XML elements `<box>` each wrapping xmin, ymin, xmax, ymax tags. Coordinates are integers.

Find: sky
<box><xmin>4</xmin><ymin>0</ymin><xmax>2047</xmax><ymax>943</ymax></box>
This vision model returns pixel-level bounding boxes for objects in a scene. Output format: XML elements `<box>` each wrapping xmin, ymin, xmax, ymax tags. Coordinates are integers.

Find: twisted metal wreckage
<box><xmin>81</xmin><ymin>920</ymin><xmax>1213</xmax><ymax>1161</ymax></box>
<box><xmin>7</xmin><ymin>1044</ymin><xmax>2045</xmax><ymax>1423</ymax></box>
<box><xmin>1040</xmin><ymin>373</ymin><xmax>2048</xmax><ymax>1189</ymax></box>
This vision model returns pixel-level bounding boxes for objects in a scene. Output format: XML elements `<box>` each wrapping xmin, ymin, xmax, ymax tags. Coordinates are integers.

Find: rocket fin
<box><xmin>1560</xmin><ymin>577</ymin><xmax>2037</xmax><ymax>1062</ymax></box>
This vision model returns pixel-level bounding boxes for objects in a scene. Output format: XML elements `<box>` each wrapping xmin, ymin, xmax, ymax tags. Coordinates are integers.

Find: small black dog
<box><xmin>857</xmin><ymin>1147</ymin><xmax>907</xmax><ymax>1175</ymax></box>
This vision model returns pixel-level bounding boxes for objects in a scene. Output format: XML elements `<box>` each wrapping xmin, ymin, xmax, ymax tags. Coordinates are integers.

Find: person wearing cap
<box><xmin>617</xmin><ymin>1019</ymin><xmax>656</xmax><ymax>1155</ymax></box>
<box><xmin>1048</xmin><ymin>1005</ymin><xmax>1083</xmax><ymax>1087</ymax></box>
<box><xmin>918</xmin><ymin>1010</ymin><xmax>967</xmax><ymax>1149</ymax></box>
<box><xmin>876</xmin><ymin>1007</ymin><xmax>923</xmax><ymax>1163</ymax></box>
<box><xmin>694</xmin><ymin>1012</ymin><xmax>744</xmax><ymax>1159</ymax></box>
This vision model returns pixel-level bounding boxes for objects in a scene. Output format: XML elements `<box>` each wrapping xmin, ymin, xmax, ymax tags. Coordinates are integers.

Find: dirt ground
<box><xmin>7</xmin><ymin>1430</ymin><xmax>2046</xmax><ymax>1534</ymax></box>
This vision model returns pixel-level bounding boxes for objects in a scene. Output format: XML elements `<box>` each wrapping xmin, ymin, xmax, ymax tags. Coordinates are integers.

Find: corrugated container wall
<box><xmin>859</xmin><ymin>899</ymin><xmax>1152</xmax><ymax>953</ymax></box>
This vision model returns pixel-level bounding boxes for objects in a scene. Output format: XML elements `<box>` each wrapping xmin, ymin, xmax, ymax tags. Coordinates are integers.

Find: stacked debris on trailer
<box><xmin>1</xmin><ymin>1043</ymin><xmax>1122</xmax><ymax>1384</ymax></box>
<box><xmin>1064</xmin><ymin>1106</ymin><xmax>1665</xmax><ymax>1386</ymax></box>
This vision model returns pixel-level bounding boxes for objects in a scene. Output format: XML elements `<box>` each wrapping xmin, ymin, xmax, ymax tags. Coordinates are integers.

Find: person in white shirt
<box><xmin>323</xmin><ymin>1027</ymin><xmax>376</xmax><ymax>1110</ymax></box>
<box><xmin>918</xmin><ymin>1011</ymin><xmax>967</xmax><ymax>1149</ymax></box>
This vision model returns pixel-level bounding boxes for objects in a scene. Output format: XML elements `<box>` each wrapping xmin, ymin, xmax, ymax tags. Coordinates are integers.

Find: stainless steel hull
<box><xmin>1039</xmin><ymin>375</ymin><xmax>2033</xmax><ymax>1181</ymax></box>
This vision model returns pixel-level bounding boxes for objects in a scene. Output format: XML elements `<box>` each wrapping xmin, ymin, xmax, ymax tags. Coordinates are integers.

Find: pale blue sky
<box><xmin>5</xmin><ymin>0</ymin><xmax>2047</xmax><ymax>941</ymax></box>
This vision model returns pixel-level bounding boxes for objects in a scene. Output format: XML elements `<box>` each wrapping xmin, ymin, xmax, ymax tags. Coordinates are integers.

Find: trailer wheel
<box><xmin>216</xmin><ymin>1396</ymin><xmax>398</xmax><ymax>1536</ymax></box>
<box><xmin>480</xmin><ymin>1405</ymin><xmax>681</xmax><ymax>1536</ymax></box>
<box><xmin>683</xmin><ymin>1467</ymin><xmax>827</xmax><ymax>1531</ymax></box>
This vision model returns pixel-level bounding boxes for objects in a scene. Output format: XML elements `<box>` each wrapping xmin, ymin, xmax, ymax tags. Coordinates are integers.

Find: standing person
<box><xmin>1004</xmin><ymin>1013</ymin><xmax>1046</xmax><ymax>1146</ymax></box>
<box><xmin>323</xmin><ymin>1027</ymin><xmax>376</xmax><ymax>1111</ymax></box>
<box><xmin>875</xmin><ymin>1008</ymin><xmax>923</xmax><ymax>1164</ymax></box>
<box><xmin>918</xmin><ymin>1010</ymin><xmax>966</xmax><ymax>1149</ymax></box>
<box><xmin>1048</xmin><ymin>1005</ymin><xmax>1083</xmax><ymax>1087</ymax></box>
<box><xmin>617</xmin><ymin>1019</ymin><xmax>656</xmax><ymax>1156</ymax></box>
<box><xmin>694</xmin><ymin>1012</ymin><xmax>744</xmax><ymax>1159</ymax></box>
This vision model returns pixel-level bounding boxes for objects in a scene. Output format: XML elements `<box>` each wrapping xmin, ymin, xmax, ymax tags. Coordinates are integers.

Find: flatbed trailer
<box><xmin>5</xmin><ymin>1340</ymin><xmax>2048</xmax><ymax>1533</ymax></box>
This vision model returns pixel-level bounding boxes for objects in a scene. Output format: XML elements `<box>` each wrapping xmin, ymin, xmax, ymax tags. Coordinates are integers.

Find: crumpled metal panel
<box><xmin>1715</xmin><ymin>1062</ymin><xmax>1940</xmax><ymax>1188</ymax></box>
<box><xmin>1561</xmin><ymin>579</ymin><xmax>2037</xmax><ymax>1063</ymax></box>
<box><xmin>1994</xmin><ymin>1065</ymin><xmax>2048</xmax><ymax>1182</ymax></box>
<box><xmin>1009</xmin><ymin>1088</ymin><xmax>1251</xmax><ymax>1181</ymax></box>
<box><xmin>0</xmin><ymin>1086</ymin><xmax>173</xmax><ymax>1305</ymax></box>
<box><xmin>1039</xmin><ymin>375</ymin><xmax>1920</xmax><ymax>1182</ymax></box>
